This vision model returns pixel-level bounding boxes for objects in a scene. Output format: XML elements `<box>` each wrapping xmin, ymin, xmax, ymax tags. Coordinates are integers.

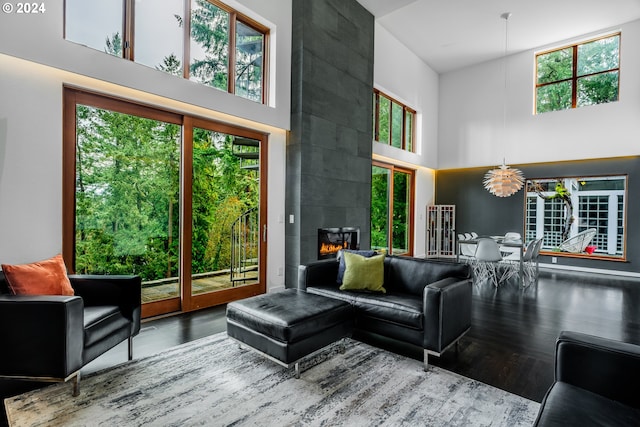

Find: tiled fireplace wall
<box><xmin>285</xmin><ymin>0</ymin><xmax>374</xmax><ymax>287</ymax></box>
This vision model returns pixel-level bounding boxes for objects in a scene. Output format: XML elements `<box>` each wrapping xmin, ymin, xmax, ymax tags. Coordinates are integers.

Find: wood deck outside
<box><xmin>141</xmin><ymin>273</ymin><xmax>257</xmax><ymax>303</ymax></box>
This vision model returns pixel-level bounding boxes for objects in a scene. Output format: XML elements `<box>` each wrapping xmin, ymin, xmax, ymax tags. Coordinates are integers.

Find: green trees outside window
<box><xmin>74</xmin><ymin>107</ymin><xmax>259</xmax><ymax>284</ymax></box>
<box><xmin>65</xmin><ymin>0</ymin><xmax>268</xmax><ymax>103</ymax></box>
<box><xmin>392</xmin><ymin>171</ymin><xmax>410</xmax><ymax>254</ymax></box>
<box><xmin>371</xmin><ymin>163</ymin><xmax>413</xmax><ymax>255</ymax></box>
<box><xmin>235</xmin><ymin>21</ymin><xmax>266</xmax><ymax>103</ymax></box>
<box><xmin>191</xmin><ymin>128</ymin><xmax>259</xmax><ymax>286</ymax></box>
<box><xmin>75</xmin><ymin>105</ymin><xmax>182</xmax><ymax>281</ymax></box>
<box><xmin>67</xmin><ymin>89</ymin><xmax>264</xmax><ymax>312</ymax></box>
<box><xmin>371</xmin><ymin>166</ymin><xmax>390</xmax><ymax>250</ymax></box>
<box><xmin>373</xmin><ymin>90</ymin><xmax>416</xmax><ymax>152</ymax></box>
<box><xmin>190</xmin><ymin>0</ymin><xmax>230</xmax><ymax>91</ymax></box>
<box><xmin>536</xmin><ymin>33</ymin><xmax>620</xmax><ymax>114</ymax></box>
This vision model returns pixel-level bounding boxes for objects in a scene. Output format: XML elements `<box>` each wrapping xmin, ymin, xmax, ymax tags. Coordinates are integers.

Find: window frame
<box><xmin>373</xmin><ymin>89</ymin><xmax>416</xmax><ymax>152</ymax></box>
<box><xmin>63</xmin><ymin>0</ymin><xmax>270</xmax><ymax>103</ymax></box>
<box><xmin>534</xmin><ymin>32</ymin><xmax>620</xmax><ymax>114</ymax></box>
<box><xmin>523</xmin><ymin>175</ymin><xmax>627</xmax><ymax>261</ymax></box>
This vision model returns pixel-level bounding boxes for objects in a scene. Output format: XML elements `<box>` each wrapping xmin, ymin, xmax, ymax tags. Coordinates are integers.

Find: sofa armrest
<box><xmin>423</xmin><ymin>277</ymin><xmax>472</xmax><ymax>353</ymax></box>
<box><xmin>69</xmin><ymin>275</ymin><xmax>142</xmax><ymax>336</ymax></box>
<box><xmin>0</xmin><ymin>295</ymin><xmax>84</xmax><ymax>379</ymax></box>
<box><xmin>297</xmin><ymin>260</ymin><xmax>339</xmax><ymax>290</ymax></box>
<box><xmin>555</xmin><ymin>331</ymin><xmax>640</xmax><ymax>408</ymax></box>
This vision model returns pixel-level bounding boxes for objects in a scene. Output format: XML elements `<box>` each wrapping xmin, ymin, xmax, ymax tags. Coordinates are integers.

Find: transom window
<box><xmin>64</xmin><ymin>0</ymin><xmax>268</xmax><ymax>103</ymax></box>
<box><xmin>535</xmin><ymin>33</ymin><xmax>620</xmax><ymax>114</ymax></box>
<box><xmin>373</xmin><ymin>89</ymin><xmax>416</xmax><ymax>152</ymax></box>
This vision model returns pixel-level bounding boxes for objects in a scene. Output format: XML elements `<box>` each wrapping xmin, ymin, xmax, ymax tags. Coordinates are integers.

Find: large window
<box><xmin>373</xmin><ymin>90</ymin><xmax>415</xmax><ymax>152</ymax></box>
<box><xmin>65</xmin><ymin>0</ymin><xmax>268</xmax><ymax>103</ymax></box>
<box><xmin>371</xmin><ymin>162</ymin><xmax>414</xmax><ymax>255</ymax></box>
<box><xmin>524</xmin><ymin>176</ymin><xmax>626</xmax><ymax>259</ymax></box>
<box><xmin>63</xmin><ymin>88</ymin><xmax>268</xmax><ymax>318</ymax></box>
<box><xmin>535</xmin><ymin>33</ymin><xmax>620</xmax><ymax>114</ymax></box>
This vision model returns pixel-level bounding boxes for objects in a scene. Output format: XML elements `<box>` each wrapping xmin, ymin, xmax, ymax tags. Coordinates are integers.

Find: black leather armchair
<box><xmin>534</xmin><ymin>331</ymin><xmax>640</xmax><ymax>426</ymax></box>
<box><xmin>0</xmin><ymin>273</ymin><xmax>141</xmax><ymax>396</ymax></box>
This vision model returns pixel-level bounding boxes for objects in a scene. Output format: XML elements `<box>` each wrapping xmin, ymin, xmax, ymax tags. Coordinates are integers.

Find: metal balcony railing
<box><xmin>230</xmin><ymin>207</ymin><xmax>259</xmax><ymax>285</ymax></box>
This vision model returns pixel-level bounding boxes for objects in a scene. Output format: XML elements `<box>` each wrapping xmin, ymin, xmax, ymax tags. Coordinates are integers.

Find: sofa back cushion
<box><xmin>384</xmin><ymin>256</ymin><xmax>470</xmax><ymax>295</ymax></box>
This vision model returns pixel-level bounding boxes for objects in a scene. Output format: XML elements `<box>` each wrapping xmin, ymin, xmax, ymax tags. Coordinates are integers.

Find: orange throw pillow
<box><xmin>1</xmin><ymin>254</ymin><xmax>74</xmax><ymax>296</ymax></box>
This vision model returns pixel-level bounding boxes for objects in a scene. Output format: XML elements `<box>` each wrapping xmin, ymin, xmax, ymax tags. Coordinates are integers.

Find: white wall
<box><xmin>373</xmin><ymin>23</ymin><xmax>439</xmax><ymax>257</ymax></box>
<box><xmin>439</xmin><ymin>19</ymin><xmax>640</xmax><ymax>169</ymax></box>
<box><xmin>0</xmin><ymin>1</ymin><xmax>291</xmax><ymax>292</ymax></box>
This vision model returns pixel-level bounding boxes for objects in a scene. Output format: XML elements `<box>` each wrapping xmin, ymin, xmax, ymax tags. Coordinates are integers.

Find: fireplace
<box><xmin>317</xmin><ymin>227</ymin><xmax>360</xmax><ymax>259</ymax></box>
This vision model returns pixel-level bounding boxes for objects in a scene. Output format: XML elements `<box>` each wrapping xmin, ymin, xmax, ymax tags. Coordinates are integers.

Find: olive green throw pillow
<box><xmin>339</xmin><ymin>252</ymin><xmax>386</xmax><ymax>293</ymax></box>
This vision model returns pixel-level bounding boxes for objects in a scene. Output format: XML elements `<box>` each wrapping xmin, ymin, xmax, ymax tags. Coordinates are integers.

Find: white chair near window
<box><xmin>501</xmin><ymin>237</ymin><xmax>544</xmax><ymax>286</ymax></box>
<box><xmin>458</xmin><ymin>233</ymin><xmax>476</xmax><ymax>264</ymax></box>
<box><xmin>500</xmin><ymin>231</ymin><xmax>522</xmax><ymax>258</ymax></box>
<box><xmin>473</xmin><ymin>238</ymin><xmax>504</xmax><ymax>287</ymax></box>
<box><xmin>525</xmin><ymin>238</ymin><xmax>544</xmax><ymax>285</ymax></box>
<box><xmin>560</xmin><ymin>228</ymin><xmax>596</xmax><ymax>253</ymax></box>
<box><xmin>503</xmin><ymin>232</ymin><xmax>521</xmax><ymax>241</ymax></box>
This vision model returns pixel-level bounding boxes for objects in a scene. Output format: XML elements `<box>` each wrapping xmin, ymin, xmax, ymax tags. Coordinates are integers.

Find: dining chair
<box><xmin>473</xmin><ymin>238</ymin><xmax>504</xmax><ymax>287</ymax></box>
<box><xmin>501</xmin><ymin>239</ymin><xmax>536</xmax><ymax>283</ymax></box>
<box><xmin>458</xmin><ymin>233</ymin><xmax>476</xmax><ymax>264</ymax></box>
<box><xmin>502</xmin><ymin>237</ymin><xmax>544</xmax><ymax>287</ymax></box>
<box><xmin>504</xmin><ymin>232</ymin><xmax>521</xmax><ymax>241</ymax></box>
<box><xmin>524</xmin><ymin>237</ymin><xmax>544</xmax><ymax>285</ymax></box>
<box><xmin>501</xmin><ymin>232</ymin><xmax>522</xmax><ymax>258</ymax></box>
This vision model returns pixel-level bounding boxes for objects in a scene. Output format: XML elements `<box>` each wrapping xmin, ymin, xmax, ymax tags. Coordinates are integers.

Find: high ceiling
<box><xmin>356</xmin><ymin>0</ymin><xmax>640</xmax><ymax>74</ymax></box>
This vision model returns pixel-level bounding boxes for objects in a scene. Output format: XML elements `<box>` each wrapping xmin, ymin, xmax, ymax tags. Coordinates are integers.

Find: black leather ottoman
<box><xmin>226</xmin><ymin>289</ymin><xmax>353</xmax><ymax>377</ymax></box>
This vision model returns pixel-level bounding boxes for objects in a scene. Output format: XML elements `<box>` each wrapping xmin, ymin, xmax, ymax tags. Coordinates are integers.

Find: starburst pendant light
<box><xmin>483</xmin><ymin>158</ymin><xmax>525</xmax><ymax>197</ymax></box>
<box><xmin>484</xmin><ymin>12</ymin><xmax>524</xmax><ymax>197</ymax></box>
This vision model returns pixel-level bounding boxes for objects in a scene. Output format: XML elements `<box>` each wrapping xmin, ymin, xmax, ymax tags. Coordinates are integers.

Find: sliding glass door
<box><xmin>64</xmin><ymin>89</ymin><xmax>267</xmax><ymax>318</ymax></box>
<box><xmin>371</xmin><ymin>162</ymin><xmax>414</xmax><ymax>256</ymax></box>
<box><xmin>186</xmin><ymin>121</ymin><xmax>264</xmax><ymax>310</ymax></box>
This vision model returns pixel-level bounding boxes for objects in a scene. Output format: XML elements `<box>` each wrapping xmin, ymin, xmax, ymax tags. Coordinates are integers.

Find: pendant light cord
<box><xmin>501</xmin><ymin>12</ymin><xmax>511</xmax><ymax>167</ymax></box>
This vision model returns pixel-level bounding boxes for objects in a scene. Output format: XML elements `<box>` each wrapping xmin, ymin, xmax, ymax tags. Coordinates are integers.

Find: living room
<box><xmin>1</xmin><ymin>0</ymin><xmax>640</xmax><ymax>425</ymax></box>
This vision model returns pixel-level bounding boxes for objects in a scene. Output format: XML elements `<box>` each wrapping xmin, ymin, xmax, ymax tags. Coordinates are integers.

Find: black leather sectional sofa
<box><xmin>298</xmin><ymin>255</ymin><xmax>473</xmax><ymax>369</ymax></box>
<box><xmin>0</xmin><ymin>273</ymin><xmax>141</xmax><ymax>396</ymax></box>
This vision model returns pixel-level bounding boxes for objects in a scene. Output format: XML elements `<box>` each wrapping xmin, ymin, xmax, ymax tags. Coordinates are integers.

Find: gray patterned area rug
<box><xmin>5</xmin><ymin>333</ymin><xmax>539</xmax><ymax>426</ymax></box>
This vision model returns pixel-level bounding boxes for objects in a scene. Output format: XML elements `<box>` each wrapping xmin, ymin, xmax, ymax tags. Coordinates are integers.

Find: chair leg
<box><xmin>423</xmin><ymin>350</ymin><xmax>429</xmax><ymax>372</ymax></box>
<box><xmin>500</xmin><ymin>260</ymin><xmax>518</xmax><ymax>282</ymax></box>
<box><xmin>487</xmin><ymin>263</ymin><xmax>499</xmax><ymax>287</ymax></box>
<box><xmin>473</xmin><ymin>262</ymin><xmax>487</xmax><ymax>283</ymax></box>
<box><xmin>72</xmin><ymin>372</ymin><xmax>81</xmax><ymax>397</ymax></box>
<box><xmin>128</xmin><ymin>336</ymin><xmax>133</xmax><ymax>361</ymax></box>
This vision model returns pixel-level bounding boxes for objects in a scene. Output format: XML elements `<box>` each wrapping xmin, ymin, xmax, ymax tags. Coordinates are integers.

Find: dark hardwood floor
<box><xmin>86</xmin><ymin>268</ymin><xmax>640</xmax><ymax>404</ymax></box>
<box><xmin>3</xmin><ymin>268</ymin><xmax>640</xmax><ymax>426</ymax></box>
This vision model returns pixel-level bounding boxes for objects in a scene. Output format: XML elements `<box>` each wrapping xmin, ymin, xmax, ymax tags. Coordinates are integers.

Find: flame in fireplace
<box><xmin>319</xmin><ymin>241</ymin><xmax>348</xmax><ymax>256</ymax></box>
